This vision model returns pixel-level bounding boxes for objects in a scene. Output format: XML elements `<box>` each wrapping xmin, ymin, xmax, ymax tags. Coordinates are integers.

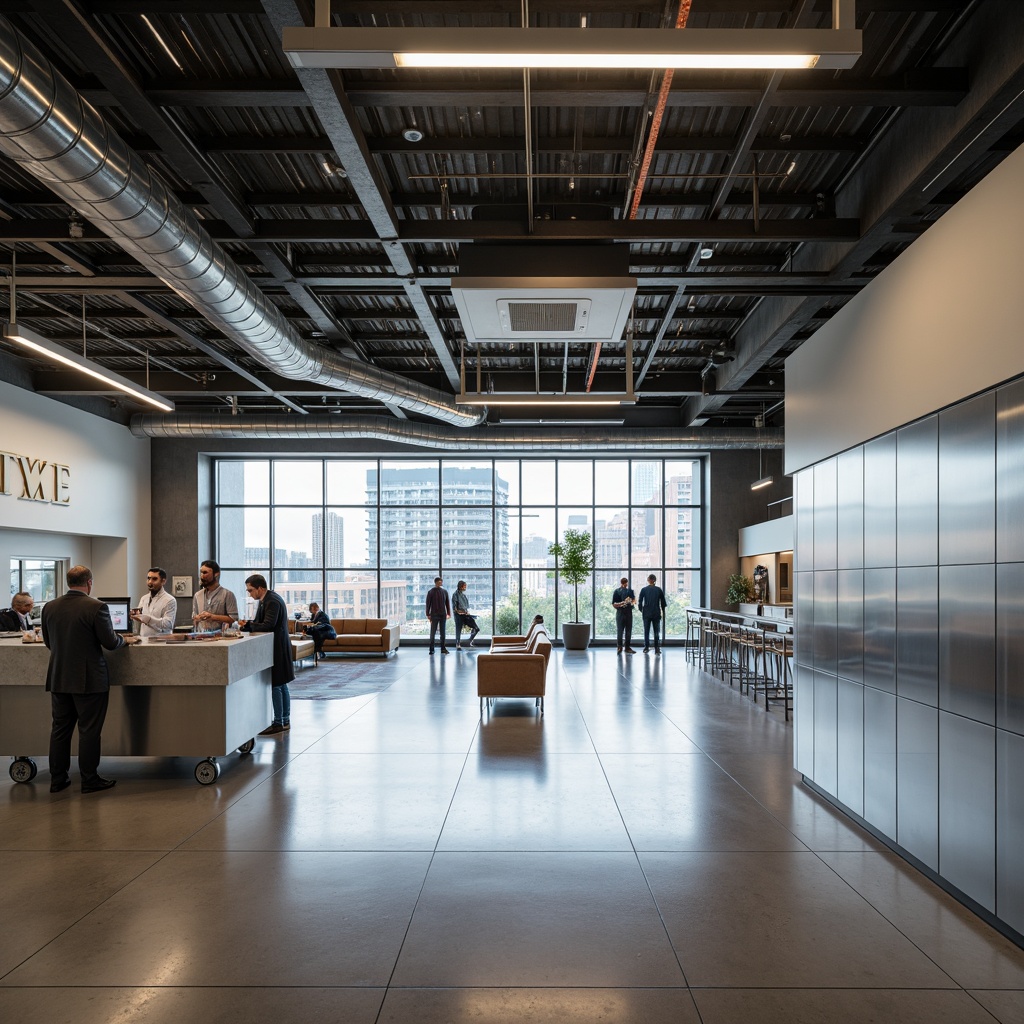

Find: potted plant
<box><xmin>548</xmin><ymin>528</ymin><xmax>594</xmax><ymax>650</ymax></box>
<box><xmin>726</xmin><ymin>573</ymin><xmax>756</xmax><ymax>608</ymax></box>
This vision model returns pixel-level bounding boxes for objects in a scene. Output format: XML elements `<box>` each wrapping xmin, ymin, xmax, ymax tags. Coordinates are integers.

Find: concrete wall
<box><xmin>0</xmin><ymin>377</ymin><xmax>150</xmax><ymax>599</ymax></box>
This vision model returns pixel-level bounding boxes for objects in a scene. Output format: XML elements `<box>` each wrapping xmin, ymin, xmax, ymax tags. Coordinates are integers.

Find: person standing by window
<box><xmin>239</xmin><ymin>574</ymin><xmax>295</xmax><ymax>736</ymax></box>
<box><xmin>425</xmin><ymin>576</ymin><xmax>451</xmax><ymax>655</ymax></box>
<box><xmin>638</xmin><ymin>573</ymin><xmax>667</xmax><ymax>655</ymax></box>
<box><xmin>451</xmin><ymin>580</ymin><xmax>480</xmax><ymax>650</ymax></box>
<box><xmin>612</xmin><ymin>576</ymin><xmax>636</xmax><ymax>654</ymax></box>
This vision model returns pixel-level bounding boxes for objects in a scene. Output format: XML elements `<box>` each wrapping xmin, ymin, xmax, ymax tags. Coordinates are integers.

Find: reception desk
<box><xmin>1</xmin><ymin>633</ymin><xmax>273</xmax><ymax>784</ymax></box>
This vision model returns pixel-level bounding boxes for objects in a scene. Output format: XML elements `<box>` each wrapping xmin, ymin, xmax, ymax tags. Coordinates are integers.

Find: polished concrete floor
<box><xmin>3</xmin><ymin>649</ymin><xmax>1024</xmax><ymax>1023</ymax></box>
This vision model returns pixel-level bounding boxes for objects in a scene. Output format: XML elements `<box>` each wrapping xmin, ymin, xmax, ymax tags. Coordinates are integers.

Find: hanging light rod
<box><xmin>3</xmin><ymin>323</ymin><xmax>175</xmax><ymax>412</ymax></box>
<box><xmin>283</xmin><ymin>26</ymin><xmax>862</xmax><ymax>71</ymax></box>
<box><xmin>751</xmin><ymin>475</ymin><xmax>775</xmax><ymax>491</ymax></box>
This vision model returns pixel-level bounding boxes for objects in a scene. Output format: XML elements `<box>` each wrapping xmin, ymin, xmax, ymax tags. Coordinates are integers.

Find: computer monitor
<box><xmin>99</xmin><ymin>597</ymin><xmax>132</xmax><ymax>633</ymax></box>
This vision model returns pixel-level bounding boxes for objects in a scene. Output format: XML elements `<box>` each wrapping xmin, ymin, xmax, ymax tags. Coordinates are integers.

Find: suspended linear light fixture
<box><xmin>3</xmin><ymin>323</ymin><xmax>175</xmax><ymax>413</ymax></box>
<box><xmin>283</xmin><ymin>2</ymin><xmax>860</xmax><ymax>71</ymax></box>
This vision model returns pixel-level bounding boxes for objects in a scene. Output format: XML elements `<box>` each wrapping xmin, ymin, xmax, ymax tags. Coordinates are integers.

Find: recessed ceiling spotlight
<box><xmin>699</xmin><ymin>246</ymin><xmax>714</xmax><ymax>260</ymax></box>
<box><xmin>402</xmin><ymin>127</ymin><xmax>424</xmax><ymax>143</ymax></box>
<box><xmin>780</xmin><ymin>133</ymin><xmax>792</xmax><ymax>142</ymax></box>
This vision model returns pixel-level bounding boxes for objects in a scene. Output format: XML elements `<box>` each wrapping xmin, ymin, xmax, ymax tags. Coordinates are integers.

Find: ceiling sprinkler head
<box><xmin>402</xmin><ymin>127</ymin><xmax>424</xmax><ymax>143</ymax></box>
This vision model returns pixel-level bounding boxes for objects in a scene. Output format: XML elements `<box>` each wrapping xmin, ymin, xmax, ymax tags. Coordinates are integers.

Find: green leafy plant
<box><xmin>548</xmin><ymin>528</ymin><xmax>594</xmax><ymax>624</ymax></box>
<box><xmin>726</xmin><ymin>573</ymin><xmax>757</xmax><ymax>606</ymax></box>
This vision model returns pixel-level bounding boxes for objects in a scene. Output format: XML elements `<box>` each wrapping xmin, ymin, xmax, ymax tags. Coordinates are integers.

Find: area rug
<box><xmin>289</xmin><ymin>661</ymin><xmax>394</xmax><ymax>700</ymax></box>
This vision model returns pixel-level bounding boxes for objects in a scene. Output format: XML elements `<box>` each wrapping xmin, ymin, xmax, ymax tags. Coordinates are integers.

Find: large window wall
<box><xmin>214</xmin><ymin>457</ymin><xmax>704</xmax><ymax>639</ymax></box>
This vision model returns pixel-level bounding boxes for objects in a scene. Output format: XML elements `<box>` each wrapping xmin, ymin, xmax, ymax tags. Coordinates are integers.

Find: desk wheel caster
<box><xmin>237</xmin><ymin>738</ymin><xmax>255</xmax><ymax>754</ymax></box>
<box><xmin>9</xmin><ymin>757</ymin><xmax>38</xmax><ymax>783</ymax></box>
<box><xmin>194</xmin><ymin>759</ymin><xmax>221</xmax><ymax>785</ymax></box>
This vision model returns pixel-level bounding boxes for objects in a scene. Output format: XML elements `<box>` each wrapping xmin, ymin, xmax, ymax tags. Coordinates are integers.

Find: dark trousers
<box><xmin>615</xmin><ymin>608</ymin><xmax>633</xmax><ymax>647</ymax></box>
<box><xmin>455</xmin><ymin>613</ymin><xmax>479</xmax><ymax>645</ymax></box>
<box><xmin>429</xmin><ymin>616</ymin><xmax>447</xmax><ymax>651</ymax></box>
<box><xmin>643</xmin><ymin>615</ymin><xmax>662</xmax><ymax>650</ymax></box>
<box><xmin>49</xmin><ymin>690</ymin><xmax>110</xmax><ymax>783</ymax></box>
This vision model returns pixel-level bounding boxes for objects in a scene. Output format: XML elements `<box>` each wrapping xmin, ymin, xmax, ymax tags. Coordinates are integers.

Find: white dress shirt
<box><xmin>135</xmin><ymin>588</ymin><xmax>177</xmax><ymax>636</ymax></box>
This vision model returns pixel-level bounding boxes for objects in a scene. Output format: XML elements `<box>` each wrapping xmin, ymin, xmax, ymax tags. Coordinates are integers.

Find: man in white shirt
<box><xmin>130</xmin><ymin>567</ymin><xmax>177</xmax><ymax>637</ymax></box>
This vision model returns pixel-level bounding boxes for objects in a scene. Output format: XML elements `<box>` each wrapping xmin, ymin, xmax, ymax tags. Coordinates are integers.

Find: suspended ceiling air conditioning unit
<box><xmin>451</xmin><ymin>244</ymin><xmax>636</xmax><ymax>344</ymax></box>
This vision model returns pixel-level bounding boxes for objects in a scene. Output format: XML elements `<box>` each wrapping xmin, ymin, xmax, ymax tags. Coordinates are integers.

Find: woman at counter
<box><xmin>238</xmin><ymin>575</ymin><xmax>294</xmax><ymax>736</ymax></box>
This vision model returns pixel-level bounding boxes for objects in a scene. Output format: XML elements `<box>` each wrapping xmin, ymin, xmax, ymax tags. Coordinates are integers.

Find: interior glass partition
<box><xmin>213</xmin><ymin>457</ymin><xmax>705</xmax><ymax>639</ymax></box>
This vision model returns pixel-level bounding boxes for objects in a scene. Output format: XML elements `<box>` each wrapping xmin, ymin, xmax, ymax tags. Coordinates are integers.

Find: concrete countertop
<box><xmin>0</xmin><ymin>632</ymin><xmax>273</xmax><ymax>687</ymax></box>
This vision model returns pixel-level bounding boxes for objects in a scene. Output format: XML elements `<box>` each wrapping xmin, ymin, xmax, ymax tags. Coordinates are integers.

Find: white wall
<box><xmin>0</xmin><ymin>378</ymin><xmax>151</xmax><ymax>597</ymax></box>
<box><xmin>786</xmin><ymin>141</ymin><xmax>1024</xmax><ymax>474</ymax></box>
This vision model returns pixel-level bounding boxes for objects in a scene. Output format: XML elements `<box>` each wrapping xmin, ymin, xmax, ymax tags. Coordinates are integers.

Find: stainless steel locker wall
<box><xmin>863</xmin><ymin>433</ymin><xmax>896</xmax><ymax>569</ymax></box>
<box><xmin>814</xmin><ymin>458</ymin><xmax>838</xmax><ymax>571</ymax></box>
<box><xmin>996</xmin><ymin>378</ymin><xmax>1024</xmax><ymax>563</ymax></box>
<box><xmin>896</xmin><ymin>566</ymin><xmax>938</xmax><ymax>706</ymax></box>
<box><xmin>837</xmin><ymin>569</ymin><xmax>864</xmax><ymax>684</ymax></box>
<box><xmin>863</xmin><ymin>568</ymin><xmax>896</xmax><ymax>694</ymax></box>
<box><xmin>996</xmin><ymin>730</ymin><xmax>1024</xmax><ymax>933</ymax></box>
<box><xmin>791</xmin><ymin>373</ymin><xmax>1024</xmax><ymax>938</ymax></box>
<box><xmin>896</xmin><ymin>697</ymin><xmax>939</xmax><ymax>870</ymax></box>
<box><xmin>837</xmin><ymin>448</ymin><xmax>864</xmax><ymax>570</ymax></box>
<box><xmin>896</xmin><ymin>416</ymin><xmax>938</xmax><ymax>568</ymax></box>
<box><xmin>863</xmin><ymin>687</ymin><xmax>897</xmax><ymax>836</ymax></box>
<box><xmin>939</xmin><ymin>392</ymin><xmax>995</xmax><ymax>566</ymax></box>
<box><xmin>837</xmin><ymin>678</ymin><xmax>865</xmax><ymax>815</ymax></box>
<box><xmin>939</xmin><ymin>711</ymin><xmax>996</xmax><ymax>911</ymax></box>
<box><xmin>938</xmin><ymin>563</ymin><xmax>995</xmax><ymax>726</ymax></box>
<box><xmin>996</xmin><ymin>562</ymin><xmax>1024</xmax><ymax>735</ymax></box>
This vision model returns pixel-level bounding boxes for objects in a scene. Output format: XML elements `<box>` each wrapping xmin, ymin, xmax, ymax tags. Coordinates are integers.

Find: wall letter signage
<box><xmin>0</xmin><ymin>450</ymin><xmax>71</xmax><ymax>505</ymax></box>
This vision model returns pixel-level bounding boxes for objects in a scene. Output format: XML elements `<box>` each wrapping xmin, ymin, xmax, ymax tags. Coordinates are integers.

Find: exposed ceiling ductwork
<box><xmin>130</xmin><ymin>413</ymin><xmax>783</xmax><ymax>450</ymax></box>
<box><xmin>0</xmin><ymin>15</ymin><xmax>483</xmax><ymax>428</ymax></box>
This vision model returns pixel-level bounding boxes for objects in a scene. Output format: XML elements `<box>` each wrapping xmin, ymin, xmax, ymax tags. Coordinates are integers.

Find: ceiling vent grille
<box><xmin>451</xmin><ymin>244</ymin><xmax>635</xmax><ymax>345</ymax></box>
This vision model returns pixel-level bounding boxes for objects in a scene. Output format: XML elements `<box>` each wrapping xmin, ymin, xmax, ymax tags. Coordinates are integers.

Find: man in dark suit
<box><xmin>239</xmin><ymin>574</ymin><xmax>295</xmax><ymax>736</ymax></box>
<box><xmin>638</xmin><ymin>573</ymin><xmax>667</xmax><ymax>655</ymax></box>
<box><xmin>0</xmin><ymin>591</ymin><xmax>34</xmax><ymax>631</ymax></box>
<box><xmin>41</xmin><ymin>564</ymin><xmax>138</xmax><ymax>794</ymax></box>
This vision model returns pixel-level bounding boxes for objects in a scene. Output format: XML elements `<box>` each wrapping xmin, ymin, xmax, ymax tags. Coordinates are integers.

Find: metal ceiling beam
<box><xmin>76</xmin><ymin>72</ymin><xmax>969</xmax><ymax>111</ymax></box>
<box><xmin>371</xmin><ymin>134</ymin><xmax>866</xmax><ymax>155</ymax></box>
<box><xmin>344</xmin><ymin>71</ymin><xmax>968</xmax><ymax>109</ymax></box>
<box><xmin>112</xmin><ymin>292</ymin><xmax>309</xmax><ymax>415</ymax></box>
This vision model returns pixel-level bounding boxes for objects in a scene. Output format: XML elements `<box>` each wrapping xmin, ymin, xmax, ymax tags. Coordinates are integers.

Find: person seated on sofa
<box><xmin>302</xmin><ymin>601</ymin><xmax>336</xmax><ymax>654</ymax></box>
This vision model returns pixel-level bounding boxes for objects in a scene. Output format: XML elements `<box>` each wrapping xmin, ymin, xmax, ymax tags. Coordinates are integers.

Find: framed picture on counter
<box><xmin>172</xmin><ymin>576</ymin><xmax>192</xmax><ymax>598</ymax></box>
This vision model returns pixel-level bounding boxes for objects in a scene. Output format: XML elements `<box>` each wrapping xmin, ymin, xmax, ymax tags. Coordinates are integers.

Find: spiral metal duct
<box><xmin>130</xmin><ymin>413</ymin><xmax>784</xmax><ymax>450</ymax></box>
<box><xmin>0</xmin><ymin>16</ymin><xmax>483</xmax><ymax>427</ymax></box>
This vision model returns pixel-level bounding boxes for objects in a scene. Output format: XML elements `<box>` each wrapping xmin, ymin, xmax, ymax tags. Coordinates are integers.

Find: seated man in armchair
<box><xmin>303</xmin><ymin>601</ymin><xmax>336</xmax><ymax>655</ymax></box>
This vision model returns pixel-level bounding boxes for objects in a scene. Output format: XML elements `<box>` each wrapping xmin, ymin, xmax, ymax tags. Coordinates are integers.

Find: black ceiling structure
<box><xmin>0</xmin><ymin>0</ymin><xmax>1021</xmax><ymax>439</ymax></box>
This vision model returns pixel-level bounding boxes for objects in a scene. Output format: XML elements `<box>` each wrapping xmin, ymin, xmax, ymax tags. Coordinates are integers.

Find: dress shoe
<box><xmin>625</xmin><ymin>647</ymin><xmax>636</xmax><ymax>654</ymax></box>
<box><xmin>259</xmin><ymin>723</ymin><xmax>286</xmax><ymax>736</ymax></box>
<box><xmin>49</xmin><ymin>773</ymin><xmax>71</xmax><ymax>793</ymax></box>
<box><xmin>429</xmin><ymin>648</ymin><xmax>435</xmax><ymax>655</ymax></box>
<box><xmin>655</xmin><ymin>649</ymin><xmax>661</xmax><ymax>656</ymax></box>
<box><xmin>441</xmin><ymin>648</ymin><xmax>450</xmax><ymax>654</ymax></box>
<box><xmin>81</xmin><ymin>777</ymin><xmax>116</xmax><ymax>794</ymax></box>
<box><xmin>617</xmin><ymin>647</ymin><xmax>623</xmax><ymax>653</ymax></box>
<box><xmin>642</xmin><ymin>647</ymin><xmax>650</xmax><ymax>654</ymax></box>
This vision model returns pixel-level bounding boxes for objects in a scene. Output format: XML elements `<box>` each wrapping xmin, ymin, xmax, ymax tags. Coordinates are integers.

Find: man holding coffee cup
<box><xmin>129</xmin><ymin>567</ymin><xmax>176</xmax><ymax>637</ymax></box>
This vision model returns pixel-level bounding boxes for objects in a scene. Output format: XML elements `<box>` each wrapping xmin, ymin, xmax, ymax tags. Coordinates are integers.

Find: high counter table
<box><xmin>1</xmin><ymin>632</ymin><xmax>273</xmax><ymax>785</ymax></box>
